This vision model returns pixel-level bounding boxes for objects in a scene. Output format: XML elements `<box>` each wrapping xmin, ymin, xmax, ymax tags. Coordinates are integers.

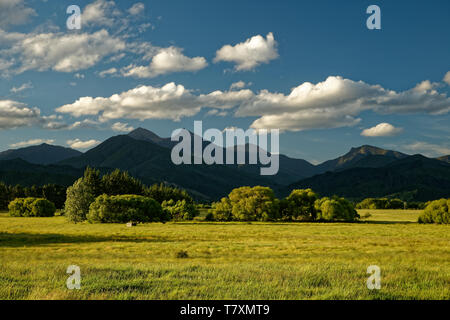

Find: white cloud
<box><xmin>10</xmin><ymin>82</ymin><xmax>33</xmax><ymax>93</ymax></box>
<box><xmin>82</xmin><ymin>0</ymin><xmax>118</xmax><ymax>27</ymax></box>
<box><xmin>230</xmin><ymin>81</ymin><xmax>252</xmax><ymax>90</ymax></box>
<box><xmin>214</xmin><ymin>32</ymin><xmax>278</xmax><ymax>71</ymax></box>
<box><xmin>74</xmin><ymin>73</ymin><xmax>85</xmax><ymax>79</ymax></box>
<box><xmin>403</xmin><ymin>142</ymin><xmax>450</xmax><ymax>157</ymax></box>
<box><xmin>128</xmin><ymin>2</ymin><xmax>145</xmax><ymax>15</ymax></box>
<box><xmin>67</xmin><ymin>139</ymin><xmax>101</xmax><ymax>150</ymax></box>
<box><xmin>361</xmin><ymin>123</ymin><xmax>403</xmax><ymax>137</ymax></box>
<box><xmin>111</xmin><ymin>122</ymin><xmax>134</xmax><ymax>132</ymax></box>
<box><xmin>413</xmin><ymin>80</ymin><xmax>439</xmax><ymax>92</ymax></box>
<box><xmin>56</xmin><ymin>82</ymin><xmax>252</xmax><ymax>121</ymax></box>
<box><xmin>10</xmin><ymin>139</ymin><xmax>55</xmax><ymax>148</ymax></box>
<box><xmin>0</xmin><ymin>100</ymin><xmax>41</xmax><ymax>129</ymax></box>
<box><xmin>122</xmin><ymin>46</ymin><xmax>207</xmax><ymax>78</ymax></box>
<box><xmin>68</xmin><ymin>119</ymin><xmax>100</xmax><ymax>130</ymax></box>
<box><xmin>98</xmin><ymin>67</ymin><xmax>118</xmax><ymax>77</ymax></box>
<box><xmin>444</xmin><ymin>71</ymin><xmax>450</xmax><ymax>85</ymax></box>
<box><xmin>55</xmin><ymin>76</ymin><xmax>450</xmax><ymax>132</ymax></box>
<box><xmin>56</xmin><ymin>83</ymin><xmax>201</xmax><ymax>121</ymax></box>
<box><xmin>0</xmin><ymin>0</ymin><xmax>36</xmax><ymax>29</ymax></box>
<box><xmin>235</xmin><ymin>76</ymin><xmax>450</xmax><ymax>131</ymax></box>
<box><xmin>0</xmin><ymin>29</ymin><xmax>126</xmax><ymax>74</ymax></box>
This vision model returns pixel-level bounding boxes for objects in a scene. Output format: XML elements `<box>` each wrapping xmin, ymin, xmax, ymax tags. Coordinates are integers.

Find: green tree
<box><xmin>145</xmin><ymin>183</ymin><xmax>193</xmax><ymax>204</ymax></box>
<box><xmin>162</xmin><ymin>199</ymin><xmax>199</xmax><ymax>221</ymax></box>
<box><xmin>418</xmin><ymin>198</ymin><xmax>449</xmax><ymax>224</ymax></box>
<box><xmin>315</xmin><ymin>196</ymin><xmax>359</xmax><ymax>222</ymax></box>
<box><xmin>64</xmin><ymin>178</ymin><xmax>96</xmax><ymax>223</ymax></box>
<box><xmin>210</xmin><ymin>197</ymin><xmax>233</xmax><ymax>221</ymax></box>
<box><xmin>87</xmin><ymin>194</ymin><xmax>167</xmax><ymax>223</ymax></box>
<box><xmin>102</xmin><ymin>169</ymin><xmax>145</xmax><ymax>196</ymax></box>
<box><xmin>281</xmin><ymin>189</ymin><xmax>319</xmax><ymax>221</ymax></box>
<box><xmin>8</xmin><ymin>198</ymin><xmax>55</xmax><ymax>217</ymax></box>
<box><xmin>83</xmin><ymin>167</ymin><xmax>103</xmax><ymax>197</ymax></box>
<box><xmin>227</xmin><ymin>186</ymin><xmax>279</xmax><ymax>221</ymax></box>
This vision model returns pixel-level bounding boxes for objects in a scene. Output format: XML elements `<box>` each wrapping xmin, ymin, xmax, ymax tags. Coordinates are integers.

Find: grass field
<box><xmin>0</xmin><ymin>209</ymin><xmax>448</xmax><ymax>300</ymax></box>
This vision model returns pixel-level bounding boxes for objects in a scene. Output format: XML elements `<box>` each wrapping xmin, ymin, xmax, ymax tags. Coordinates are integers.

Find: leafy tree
<box><xmin>315</xmin><ymin>196</ymin><xmax>359</xmax><ymax>222</ymax></box>
<box><xmin>65</xmin><ymin>178</ymin><xmax>96</xmax><ymax>223</ymax></box>
<box><xmin>162</xmin><ymin>199</ymin><xmax>199</xmax><ymax>221</ymax></box>
<box><xmin>210</xmin><ymin>197</ymin><xmax>233</xmax><ymax>221</ymax></box>
<box><xmin>227</xmin><ymin>186</ymin><xmax>279</xmax><ymax>221</ymax></box>
<box><xmin>83</xmin><ymin>167</ymin><xmax>103</xmax><ymax>197</ymax></box>
<box><xmin>8</xmin><ymin>198</ymin><xmax>55</xmax><ymax>217</ymax></box>
<box><xmin>145</xmin><ymin>183</ymin><xmax>193</xmax><ymax>204</ymax></box>
<box><xmin>87</xmin><ymin>194</ymin><xmax>167</xmax><ymax>223</ymax></box>
<box><xmin>418</xmin><ymin>198</ymin><xmax>449</xmax><ymax>224</ymax></box>
<box><xmin>281</xmin><ymin>189</ymin><xmax>319</xmax><ymax>221</ymax></box>
<box><xmin>102</xmin><ymin>169</ymin><xmax>145</xmax><ymax>196</ymax></box>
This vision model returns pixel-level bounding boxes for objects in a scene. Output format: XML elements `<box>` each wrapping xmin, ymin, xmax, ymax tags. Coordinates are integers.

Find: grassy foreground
<box><xmin>0</xmin><ymin>209</ymin><xmax>448</xmax><ymax>300</ymax></box>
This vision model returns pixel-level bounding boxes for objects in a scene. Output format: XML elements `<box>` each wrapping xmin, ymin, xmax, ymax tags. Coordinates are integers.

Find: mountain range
<box><xmin>0</xmin><ymin>127</ymin><xmax>449</xmax><ymax>201</ymax></box>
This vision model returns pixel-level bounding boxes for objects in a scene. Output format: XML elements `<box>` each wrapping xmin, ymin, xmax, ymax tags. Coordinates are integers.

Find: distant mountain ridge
<box><xmin>1</xmin><ymin>127</ymin><xmax>449</xmax><ymax>201</ymax></box>
<box><xmin>0</xmin><ymin>143</ymin><xmax>82</xmax><ymax>165</ymax></box>
<box><xmin>288</xmin><ymin>155</ymin><xmax>450</xmax><ymax>201</ymax></box>
<box><xmin>316</xmin><ymin>145</ymin><xmax>407</xmax><ymax>172</ymax></box>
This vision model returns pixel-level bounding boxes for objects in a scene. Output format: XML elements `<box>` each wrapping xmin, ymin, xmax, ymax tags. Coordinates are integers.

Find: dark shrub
<box><xmin>418</xmin><ymin>199</ymin><xmax>449</xmax><ymax>224</ymax></box>
<box><xmin>87</xmin><ymin>194</ymin><xmax>168</xmax><ymax>223</ymax></box>
<box><xmin>175</xmin><ymin>250</ymin><xmax>189</xmax><ymax>258</ymax></box>
<box><xmin>8</xmin><ymin>198</ymin><xmax>56</xmax><ymax>217</ymax></box>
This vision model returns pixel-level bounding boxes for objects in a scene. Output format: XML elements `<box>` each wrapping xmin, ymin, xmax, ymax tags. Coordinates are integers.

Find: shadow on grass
<box><xmin>0</xmin><ymin>232</ymin><xmax>172</xmax><ymax>247</ymax></box>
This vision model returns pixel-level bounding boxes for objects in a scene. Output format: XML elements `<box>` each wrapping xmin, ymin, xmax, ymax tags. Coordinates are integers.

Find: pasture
<box><xmin>0</xmin><ymin>209</ymin><xmax>448</xmax><ymax>300</ymax></box>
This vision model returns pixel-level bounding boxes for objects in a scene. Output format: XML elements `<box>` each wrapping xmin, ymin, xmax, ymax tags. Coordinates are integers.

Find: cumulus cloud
<box><xmin>10</xmin><ymin>82</ymin><xmax>33</xmax><ymax>93</ymax></box>
<box><xmin>56</xmin><ymin>83</ymin><xmax>201</xmax><ymax>121</ymax></box>
<box><xmin>413</xmin><ymin>80</ymin><xmax>439</xmax><ymax>92</ymax></box>
<box><xmin>122</xmin><ymin>46</ymin><xmax>207</xmax><ymax>78</ymax></box>
<box><xmin>111</xmin><ymin>122</ymin><xmax>134</xmax><ymax>132</ymax></box>
<box><xmin>56</xmin><ymin>82</ymin><xmax>253</xmax><ymax>121</ymax></box>
<box><xmin>67</xmin><ymin>139</ymin><xmax>101</xmax><ymax>150</ymax></box>
<box><xmin>444</xmin><ymin>71</ymin><xmax>450</xmax><ymax>85</ymax></box>
<box><xmin>10</xmin><ymin>139</ymin><xmax>55</xmax><ymax>148</ymax></box>
<box><xmin>0</xmin><ymin>100</ymin><xmax>41</xmax><ymax>129</ymax></box>
<box><xmin>82</xmin><ymin>0</ymin><xmax>119</xmax><ymax>27</ymax></box>
<box><xmin>0</xmin><ymin>29</ymin><xmax>126</xmax><ymax>74</ymax></box>
<box><xmin>235</xmin><ymin>76</ymin><xmax>450</xmax><ymax>131</ymax></box>
<box><xmin>403</xmin><ymin>141</ymin><xmax>450</xmax><ymax>157</ymax></box>
<box><xmin>214</xmin><ymin>32</ymin><xmax>278</xmax><ymax>71</ymax></box>
<box><xmin>128</xmin><ymin>2</ymin><xmax>145</xmax><ymax>15</ymax></box>
<box><xmin>0</xmin><ymin>0</ymin><xmax>36</xmax><ymax>29</ymax></box>
<box><xmin>361</xmin><ymin>123</ymin><xmax>403</xmax><ymax>137</ymax></box>
<box><xmin>55</xmin><ymin>76</ymin><xmax>450</xmax><ymax>132</ymax></box>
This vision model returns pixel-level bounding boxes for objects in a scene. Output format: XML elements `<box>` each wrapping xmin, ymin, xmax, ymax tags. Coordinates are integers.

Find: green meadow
<box><xmin>0</xmin><ymin>209</ymin><xmax>448</xmax><ymax>300</ymax></box>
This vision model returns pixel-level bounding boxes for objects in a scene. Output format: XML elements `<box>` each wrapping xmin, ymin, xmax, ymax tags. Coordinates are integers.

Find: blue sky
<box><xmin>0</xmin><ymin>0</ymin><xmax>449</xmax><ymax>163</ymax></box>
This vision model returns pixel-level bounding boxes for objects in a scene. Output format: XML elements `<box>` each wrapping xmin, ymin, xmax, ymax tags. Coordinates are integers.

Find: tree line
<box><xmin>3</xmin><ymin>167</ymin><xmax>447</xmax><ymax>224</ymax></box>
<box><xmin>0</xmin><ymin>183</ymin><xmax>66</xmax><ymax>210</ymax></box>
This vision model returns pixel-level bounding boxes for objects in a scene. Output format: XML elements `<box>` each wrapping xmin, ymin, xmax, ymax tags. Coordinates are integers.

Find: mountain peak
<box><xmin>128</xmin><ymin>127</ymin><xmax>163</xmax><ymax>142</ymax></box>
